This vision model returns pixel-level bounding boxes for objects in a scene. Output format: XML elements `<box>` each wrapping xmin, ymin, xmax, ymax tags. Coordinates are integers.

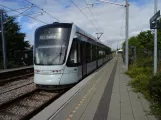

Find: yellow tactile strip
<box><xmin>65</xmin><ymin>83</ymin><xmax>97</xmax><ymax>120</ymax></box>
<box><xmin>64</xmin><ymin>59</ymin><xmax>115</xmax><ymax>120</ymax></box>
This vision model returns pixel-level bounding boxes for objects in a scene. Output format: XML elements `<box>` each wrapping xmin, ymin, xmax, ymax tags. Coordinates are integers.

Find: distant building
<box><xmin>116</xmin><ymin>49</ymin><xmax>123</xmax><ymax>54</ymax></box>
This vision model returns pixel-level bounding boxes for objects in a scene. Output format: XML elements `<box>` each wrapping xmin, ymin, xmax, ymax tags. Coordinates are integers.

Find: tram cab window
<box><xmin>67</xmin><ymin>39</ymin><xmax>81</xmax><ymax>67</ymax></box>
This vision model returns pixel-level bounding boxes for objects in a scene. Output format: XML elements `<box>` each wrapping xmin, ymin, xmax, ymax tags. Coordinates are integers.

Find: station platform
<box><xmin>32</xmin><ymin>56</ymin><xmax>156</xmax><ymax>120</ymax></box>
<box><xmin>0</xmin><ymin>65</ymin><xmax>33</xmax><ymax>74</ymax></box>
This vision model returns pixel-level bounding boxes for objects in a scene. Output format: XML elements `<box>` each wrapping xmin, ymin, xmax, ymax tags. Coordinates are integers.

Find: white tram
<box><xmin>34</xmin><ymin>23</ymin><xmax>112</xmax><ymax>89</ymax></box>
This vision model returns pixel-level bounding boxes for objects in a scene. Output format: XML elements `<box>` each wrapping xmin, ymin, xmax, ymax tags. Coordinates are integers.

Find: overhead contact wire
<box><xmin>69</xmin><ymin>0</ymin><xmax>100</xmax><ymax>32</ymax></box>
<box><xmin>24</xmin><ymin>0</ymin><xmax>61</xmax><ymax>22</ymax></box>
<box><xmin>0</xmin><ymin>4</ymin><xmax>47</xmax><ymax>24</ymax></box>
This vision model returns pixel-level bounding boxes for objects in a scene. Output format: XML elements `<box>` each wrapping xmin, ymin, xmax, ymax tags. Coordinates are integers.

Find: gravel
<box><xmin>5</xmin><ymin>105</ymin><xmax>34</xmax><ymax>116</ymax></box>
<box><xmin>31</xmin><ymin>92</ymin><xmax>55</xmax><ymax>101</ymax></box>
<box><xmin>0</xmin><ymin>84</ymin><xmax>36</xmax><ymax>105</ymax></box>
<box><xmin>19</xmin><ymin>91</ymin><xmax>57</xmax><ymax>107</ymax></box>
<box><xmin>0</xmin><ymin>85</ymin><xmax>60</xmax><ymax>120</ymax></box>
<box><xmin>19</xmin><ymin>98</ymin><xmax>44</xmax><ymax>108</ymax></box>
<box><xmin>0</xmin><ymin>76</ymin><xmax>33</xmax><ymax>89</ymax></box>
<box><xmin>0</xmin><ymin>112</ymin><xmax>21</xmax><ymax>120</ymax></box>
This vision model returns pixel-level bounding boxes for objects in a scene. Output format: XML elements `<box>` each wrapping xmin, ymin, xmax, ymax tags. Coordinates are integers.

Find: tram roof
<box><xmin>36</xmin><ymin>22</ymin><xmax>110</xmax><ymax>48</ymax></box>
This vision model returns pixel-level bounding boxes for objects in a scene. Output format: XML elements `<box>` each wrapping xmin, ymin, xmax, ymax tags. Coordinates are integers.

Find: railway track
<box><xmin>0</xmin><ymin>79</ymin><xmax>33</xmax><ymax>95</ymax></box>
<box><xmin>0</xmin><ymin>73</ymin><xmax>34</xmax><ymax>85</ymax></box>
<box><xmin>0</xmin><ymin>67</ymin><xmax>33</xmax><ymax>85</ymax></box>
<box><xmin>0</xmin><ymin>67</ymin><xmax>66</xmax><ymax>120</ymax></box>
<box><xmin>0</xmin><ymin>88</ymin><xmax>65</xmax><ymax>120</ymax></box>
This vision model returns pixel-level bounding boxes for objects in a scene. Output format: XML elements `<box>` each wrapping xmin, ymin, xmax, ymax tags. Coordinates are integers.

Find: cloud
<box><xmin>0</xmin><ymin>0</ymin><xmax>161</xmax><ymax>50</ymax></box>
<box><xmin>26</xmin><ymin>21</ymin><xmax>40</xmax><ymax>30</ymax></box>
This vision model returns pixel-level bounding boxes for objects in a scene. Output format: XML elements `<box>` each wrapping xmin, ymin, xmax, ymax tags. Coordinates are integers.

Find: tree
<box><xmin>122</xmin><ymin>30</ymin><xmax>154</xmax><ymax>50</ymax></box>
<box><xmin>137</xmin><ymin>31</ymin><xmax>153</xmax><ymax>50</ymax></box>
<box><xmin>0</xmin><ymin>10</ymin><xmax>31</xmax><ymax>59</ymax></box>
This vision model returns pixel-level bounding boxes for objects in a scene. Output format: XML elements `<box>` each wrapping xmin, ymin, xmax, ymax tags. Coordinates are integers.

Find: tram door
<box><xmin>82</xmin><ymin>42</ymin><xmax>87</xmax><ymax>77</ymax></box>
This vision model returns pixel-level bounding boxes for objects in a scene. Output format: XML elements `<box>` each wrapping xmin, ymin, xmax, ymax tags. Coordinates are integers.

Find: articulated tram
<box><xmin>34</xmin><ymin>23</ymin><xmax>112</xmax><ymax>90</ymax></box>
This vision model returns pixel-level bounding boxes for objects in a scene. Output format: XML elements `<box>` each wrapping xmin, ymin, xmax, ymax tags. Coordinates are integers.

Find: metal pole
<box><xmin>154</xmin><ymin>0</ymin><xmax>157</xmax><ymax>74</ymax></box>
<box><xmin>0</xmin><ymin>10</ymin><xmax>7</xmax><ymax>69</ymax></box>
<box><xmin>125</xmin><ymin>0</ymin><xmax>129</xmax><ymax>69</ymax></box>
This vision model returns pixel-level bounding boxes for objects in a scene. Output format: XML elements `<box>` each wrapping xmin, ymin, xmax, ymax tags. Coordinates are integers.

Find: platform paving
<box><xmin>107</xmin><ymin>56</ymin><xmax>156</xmax><ymax>120</ymax></box>
<box><xmin>31</xmin><ymin>56</ymin><xmax>156</xmax><ymax>120</ymax></box>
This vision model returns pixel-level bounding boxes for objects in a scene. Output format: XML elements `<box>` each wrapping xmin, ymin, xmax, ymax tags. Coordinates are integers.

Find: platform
<box><xmin>0</xmin><ymin>65</ymin><xmax>33</xmax><ymax>74</ymax></box>
<box><xmin>32</xmin><ymin>56</ymin><xmax>156</xmax><ymax>120</ymax></box>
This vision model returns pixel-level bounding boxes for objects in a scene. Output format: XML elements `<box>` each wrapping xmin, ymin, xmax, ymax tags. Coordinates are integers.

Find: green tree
<box><xmin>137</xmin><ymin>31</ymin><xmax>153</xmax><ymax>49</ymax></box>
<box><xmin>0</xmin><ymin>10</ymin><xmax>30</xmax><ymax>58</ymax></box>
<box><xmin>122</xmin><ymin>30</ymin><xmax>154</xmax><ymax>50</ymax></box>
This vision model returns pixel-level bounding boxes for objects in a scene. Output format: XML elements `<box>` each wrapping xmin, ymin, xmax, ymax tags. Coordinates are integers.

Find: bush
<box><xmin>149</xmin><ymin>73</ymin><xmax>161</xmax><ymax>104</ymax></box>
<box><xmin>130</xmin><ymin>74</ymin><xmax>149</xmax><ymax>92</ymax></box>
<box><xmin>135</xmin><ymin>56</ymin><xmax>153</xmax><ymax>68</ymax></box>
<box><xmin>150</xmin><ymin>102</ymin><xmax>161</xmax><ymax>118</ymax></box>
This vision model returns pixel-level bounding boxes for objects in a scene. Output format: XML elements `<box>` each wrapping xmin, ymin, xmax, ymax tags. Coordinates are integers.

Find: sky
<box><xmin>0</xmin><ymin>0</ymin><xmax>161</xmax><ymax>50</ymax></box>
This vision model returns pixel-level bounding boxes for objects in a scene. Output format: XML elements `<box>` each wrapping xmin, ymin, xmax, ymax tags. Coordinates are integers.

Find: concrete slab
<box><xmin>79</xmin><ymin>65</ymin><xmax>113</xmax><ymax>120</ymax></box>
<box><xmin>49</xmin><ymin>58</ymin><xmax>117</xmax><ymax>120</ymax></box>
<box><xmin>107</xmin><ymin>56</ymin><xmax>156</xmax><ymax>120</ymax></box>
<box><xmin>121</xmin><ymin>113</ymin><xmax>134</xmax><ymax>120</ymax></box>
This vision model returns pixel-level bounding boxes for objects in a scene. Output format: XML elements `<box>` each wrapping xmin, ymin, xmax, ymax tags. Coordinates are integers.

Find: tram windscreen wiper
<box><xmin>51</xmin><ymin>45</ymin><xmax>63</xmax><ymax>64</ymax></box>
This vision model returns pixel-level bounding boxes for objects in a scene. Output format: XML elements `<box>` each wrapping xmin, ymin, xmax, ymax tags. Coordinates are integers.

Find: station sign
<box><xmin>150</xmin><ymin>10</ymin><xmax>160</xmax><ymax>23</ymax></box>
<box><xmin>150</xmin><ymin>10</ymin><xmax>161</xmax><ymax>29</ymax></box>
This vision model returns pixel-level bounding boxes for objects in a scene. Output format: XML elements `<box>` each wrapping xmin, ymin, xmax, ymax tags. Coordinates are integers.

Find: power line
<box><xmin>3</xmin><ymin>6</ymin><xmax>33</xmax><ymax>24</ymax></box>
<box><xmin>88</xmin><ymin>8</ymin><xmax>103</xmax><ymax>32</ymax></box>
<box><xmin>84</xmin><ymin>0</ymin><xmax>103</xmax><ymax>32</ymax></box>
<box><xmin>5</xmin><ymin>6</ymin><xmax>32</xmax><ymax>12</ymax></box>
<box><xmin>0</xmin><ymin>4</ymin><xmax>47</xmax><ymax>24</ymax></box>
<box><xmin>69</xmin><ymin>0</ymin><xmax>100</xmax><ymax>32</ymax></box>
<box><xmin>24</xmin><ymin>0</ymin><xmax>61</xmax><ymax>22</ymax></box>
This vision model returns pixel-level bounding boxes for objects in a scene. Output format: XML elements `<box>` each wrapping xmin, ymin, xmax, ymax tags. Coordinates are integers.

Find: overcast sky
<box><xmin>0</xmin><ymin>0</ymin><xmax>161</xmax><ymax>50</ymax></box>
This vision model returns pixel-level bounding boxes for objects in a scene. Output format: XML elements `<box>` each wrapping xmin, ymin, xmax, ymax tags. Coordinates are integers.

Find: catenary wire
<box><xmin>24</xmin><ymin>0</ymin><xmax>61</xmax><ymax>22</ymax></box>
<box><xmin>0</xmin><ymin>4</ymin><xmax>47</xmax><ymax>24</ymax></box>
<box><xmin>84</xmin><ymin>0</ymin><xmax>103</xmax><ymax>32</ymax></box>
<box><xmin>3</xmin><ymin>6</ymin><xmax>33</xmax><ymax>24</ymax></box>
<box><xmin>69</xmin><ymin>0</ymin><xmax>100</xmax><ymax>32</ymax></box>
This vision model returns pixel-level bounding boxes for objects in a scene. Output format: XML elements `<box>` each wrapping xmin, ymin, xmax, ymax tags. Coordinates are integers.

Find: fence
<box><xmin>0</xmin><ymin>49</ymin><xmax>33</xmax><ymax>69</ymax></box>
<box><xmin>122</xmin><ymin>46</ymin><xmax>161</xmax><ymax>68</ymax></box>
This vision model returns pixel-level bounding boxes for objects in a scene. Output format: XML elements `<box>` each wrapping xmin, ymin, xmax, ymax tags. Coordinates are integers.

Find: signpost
<box><xmin>149</xmin><ymin>2</ymin><xmax>160</xmax><ymax>74</ymax></box>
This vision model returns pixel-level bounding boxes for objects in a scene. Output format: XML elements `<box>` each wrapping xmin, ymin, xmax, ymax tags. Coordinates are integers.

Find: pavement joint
<box><xmin>65</xmin><ymin>78</ymin><xmax>99</xmax><ymax>120</ymax></box>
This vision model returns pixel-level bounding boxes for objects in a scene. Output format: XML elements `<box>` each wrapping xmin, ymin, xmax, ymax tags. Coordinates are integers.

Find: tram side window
<box><xmin>86</xmin><ymin>43</ymin><xmax>92</xmax><ymax>63</ymax></box>
<box><xmin>77</xmin><ymin>41</ymin><xmax>81</xmax><ymax>64</ymax></box>
<box><xmin>98</xmin><ymin>47</ymin><xmax>104</xmax><ymax>59</ymax></box>
<box><xmin>98</xmin><ymin>47</ymin><xmax>100</xmax><ymax>59</ymax></box>
<box><xmin>92</xmin><ymin>45</ymin><xmax>97</xmax><ymax>61</ymax></box>
<box><xmin>86</xmin><ymin>44</ymin><xmax>97</xmax><ymax>62</ymax></box>
<box><xmin>67</xmin><ymin>39</ymin><xmax>81</xmax><ymax>67</ymax></box>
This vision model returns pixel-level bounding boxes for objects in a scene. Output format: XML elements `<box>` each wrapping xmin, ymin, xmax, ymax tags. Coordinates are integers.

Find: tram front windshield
<box><xmin>34</xmin><ymin>26</ymin><xmax>71</xmax><ymax>65</ymax></box>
